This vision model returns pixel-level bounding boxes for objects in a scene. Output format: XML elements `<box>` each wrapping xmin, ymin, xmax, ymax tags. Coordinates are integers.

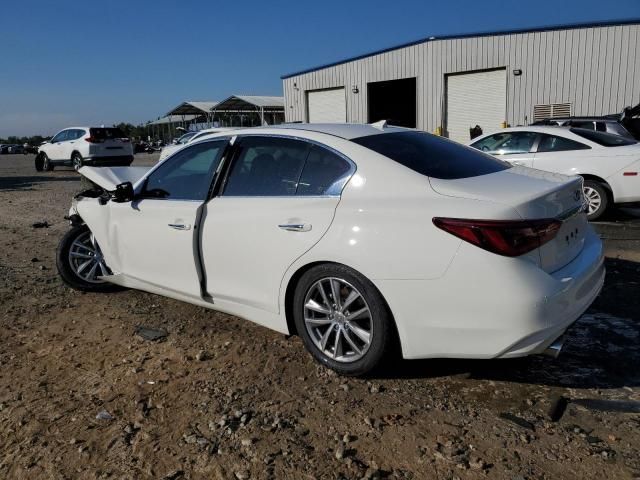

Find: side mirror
<box><xmin>112</xmin><ymin>182</ymin><xmax>134</xmax><ymax>203</ymax></box>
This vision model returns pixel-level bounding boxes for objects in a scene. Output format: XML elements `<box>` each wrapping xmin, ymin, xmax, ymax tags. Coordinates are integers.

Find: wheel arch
<box><xmin>283</xmin><ymin>261</ymin><xmax>401</xmax><ymax>352</ymax></box>
<box><xmin>579</xmin><ymin>174</ymin><xmax>614</xmax><ymax>201</ymax></box>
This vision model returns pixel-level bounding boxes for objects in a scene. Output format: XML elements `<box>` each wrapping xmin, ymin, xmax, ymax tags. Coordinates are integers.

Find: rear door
<box><xmin>200</xmin><ymin>135</ymin><xmax>354</xmax><ymax>313</ymax></box>
<box><xmin>531</xmin><ymin>133</ymin><xmax>592</xmax><ymax>174</ymax></box>
<box><xmin>106</xmin><ymin>139</ymin><xmax>228</xmax><ymax>298</ymax></box>
<box><xmin>470</xmin><ymin>131</ymin><xmax>538</xmax><ymax>167</ymax></box>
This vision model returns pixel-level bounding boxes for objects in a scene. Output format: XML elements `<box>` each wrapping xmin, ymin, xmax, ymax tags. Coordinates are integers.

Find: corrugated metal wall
<box><xmin>283</xmin><ymin>24</ymin><xmax>640</xmax><ymax>133</ymax></box>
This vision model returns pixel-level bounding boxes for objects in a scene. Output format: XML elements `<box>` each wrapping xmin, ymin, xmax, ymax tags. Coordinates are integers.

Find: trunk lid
<box><xmin>430</xmin><ymin>166</ymin><xmax>588</xmax><ymax>273</ymax></box>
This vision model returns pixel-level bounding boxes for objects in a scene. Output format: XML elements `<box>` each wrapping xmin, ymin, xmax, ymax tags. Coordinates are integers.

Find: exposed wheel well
<box><xmin>71</xmin><ymin>151</ymin><xmax>82</xmax><ymax>159</ymax></box>
<box><xmin>579</xmin><ymin>174</ymin><xmax>614</xmax><ymax>201</ymax></box>
<box><xmin>283</xmin><ymin>261</ymin><xmax>401</xmax><ymax>352</ymax></box>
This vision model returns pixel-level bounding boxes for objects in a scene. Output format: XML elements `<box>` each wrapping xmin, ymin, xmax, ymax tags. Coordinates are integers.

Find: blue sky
<box><xmin>0</xmin><ymin>0</ymin><xmax>638</xmax><ymax>137</ymax></box>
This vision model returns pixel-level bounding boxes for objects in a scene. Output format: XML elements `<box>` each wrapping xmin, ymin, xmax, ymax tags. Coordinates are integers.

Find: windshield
<box><xmin>352</xmin><ymin>131</ymin><xmax>510</xmax><ymax>180</ymax></box>
<box><xmin>570</xmin><ymin>128</ymin><xmax>636</xmax><ymax>147</ymax></box>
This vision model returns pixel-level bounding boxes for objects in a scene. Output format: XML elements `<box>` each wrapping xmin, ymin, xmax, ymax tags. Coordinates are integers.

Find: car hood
<box><xmin>78</xmin><ymin>166</ymin><xmax>151</xmax><ymax>191</ymax></box>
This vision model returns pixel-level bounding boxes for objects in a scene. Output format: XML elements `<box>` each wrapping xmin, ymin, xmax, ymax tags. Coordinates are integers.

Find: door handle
<box><xmin>278</xmin><ymin>223</ymin><xmax>312</xmax><ymax>232</ymax></box>
<box><xmin>168</xmin><ymin>223</ymin><xmax>191</xmax><ymax>230</ymax></box>
<box><xmin>512</xmin><ymin>161</ymin><xmax>525</xmax><ymax>166</ymax></box>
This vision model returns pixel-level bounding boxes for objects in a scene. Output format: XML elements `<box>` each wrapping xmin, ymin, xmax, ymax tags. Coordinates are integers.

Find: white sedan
<box><xmin>57</xmin><ymin>123</ymin><xmax>604</xmax><ymax>375</ymax></box>
<box><xmin>468</xmin><ymin>126</ymin><xmax>640</xmax><ymax>220</ymax></box>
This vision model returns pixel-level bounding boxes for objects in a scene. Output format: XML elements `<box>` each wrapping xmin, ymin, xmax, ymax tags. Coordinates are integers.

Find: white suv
<box><xmin>36</xmin><ymin>127</ymin><xmax>134</xmax><ymax>171</ymax></box>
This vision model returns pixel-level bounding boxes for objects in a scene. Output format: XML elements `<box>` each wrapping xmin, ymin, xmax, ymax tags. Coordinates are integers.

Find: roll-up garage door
<box><xmin>446</xmin><ymin>69</ymin><xmax>506</xmax><ymax>143</ymax></box>
<box><xmin>307</xmin><ymin>87</ymin><xmax>346</xmax><ymax>123</ymax></box>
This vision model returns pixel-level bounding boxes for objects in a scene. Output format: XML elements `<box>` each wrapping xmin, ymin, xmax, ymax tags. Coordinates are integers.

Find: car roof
<box><xmin>194</xmin><ymin>123</ymin><xmax>411</xmax><ymax>142</ymax></box>
<box><xmin>487</xmin><ymin>125</ymin><xmax>579</xmax><ymax>136</ymax></box>
<box><xmin>275</xmin><ymin>123</ymin><xmax>410</xmax><ymax>139</ymax></box>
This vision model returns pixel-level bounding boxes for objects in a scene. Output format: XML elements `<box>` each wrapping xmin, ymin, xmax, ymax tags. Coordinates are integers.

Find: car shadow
<box><xmin>0</xmin><ymin>174</ymin><xmax>79</xmax><ymax>191</ymax></box>
<box><xmin>372</xmin><ymin>258</ymin><xmax>640</xmax><ymax>390</ymax></box>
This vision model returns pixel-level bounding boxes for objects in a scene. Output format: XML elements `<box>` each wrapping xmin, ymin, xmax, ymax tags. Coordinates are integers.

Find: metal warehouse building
<box><xmin>282</xmin><ymin>20</ymin><xmax>640</xmax><ymax>142</ymax></box>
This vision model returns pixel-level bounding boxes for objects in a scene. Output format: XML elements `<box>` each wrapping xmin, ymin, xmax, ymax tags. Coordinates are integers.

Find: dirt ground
<box><xmin>1</xmin><ymin>153</ymin><xmax>639</xmax><ymax>480</ymax></box>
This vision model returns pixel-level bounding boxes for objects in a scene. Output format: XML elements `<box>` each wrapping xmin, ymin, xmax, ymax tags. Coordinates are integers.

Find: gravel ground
<box><xmin>1</xmin><ymin>154</ymin><xmax>639</xmax><ymax>480</ymax></box>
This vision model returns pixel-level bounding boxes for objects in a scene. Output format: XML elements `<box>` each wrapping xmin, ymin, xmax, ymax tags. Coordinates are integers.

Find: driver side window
<box><xmin>142</xmin><ymin>140</ymin><xmax>227</xmax><ymax>201</ymax></box>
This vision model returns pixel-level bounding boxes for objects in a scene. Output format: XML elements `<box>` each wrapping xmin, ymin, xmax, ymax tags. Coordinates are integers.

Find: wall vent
<box><xmin>533</xmin><ymin>103</ymin><xmax>571</xmax><ymax>122</ymax></box>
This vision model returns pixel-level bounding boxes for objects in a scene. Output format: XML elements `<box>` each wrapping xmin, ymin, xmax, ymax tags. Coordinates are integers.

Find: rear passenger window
<box><xmin>297</xmin><ymin>146</ymin><xmax>352</xmax><ymax>196</ymax></box>
<box><xmin>568</xmin><ymin>121</ymin><xmax>596</xmax><ymax>131</ymax></box>
<box><xmin>537</xmin><ymin>134</ymin><xmax>590</xmax><ymax>152</ymax></box>
<box><xmin>223</xmin><ymin>137</ymin><xmax>309</xmax><ymax>196</ymax></box>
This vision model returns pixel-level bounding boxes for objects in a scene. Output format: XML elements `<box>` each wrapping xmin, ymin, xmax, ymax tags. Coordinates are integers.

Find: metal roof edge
<box><xmin>281</xmin><ymin>18</ymin><xmax>640</xmax><ymax>79</ymax></box>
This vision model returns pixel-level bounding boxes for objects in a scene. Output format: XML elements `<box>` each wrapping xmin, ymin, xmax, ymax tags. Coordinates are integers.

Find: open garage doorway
<box><xmin>367</xmin><ymin>78</ymin><xmax>417</xmax><ymax>128</ymax></box>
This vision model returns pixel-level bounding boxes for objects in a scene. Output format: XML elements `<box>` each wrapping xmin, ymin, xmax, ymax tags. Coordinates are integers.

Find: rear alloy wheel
<box><xmin>583</xmin><ymin>180</ymin><xmax>609</xmax><ymax>221</ymax></box>
<box><xmin>56</xmin><ymin>224</ymin><xmax>123</xmax><ymax>292</ymax></box>
<box><xmin>293</xmin><ymin>264</ymin><xmax>394</xmax><ymax>376</ymax></box>
<box><xmin>72</xmin><ymin>152</ymin><xmax>83</xmax><ymax>171</ymax></box>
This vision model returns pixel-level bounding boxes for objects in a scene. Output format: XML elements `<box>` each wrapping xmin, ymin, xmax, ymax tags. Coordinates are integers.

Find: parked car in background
<box><xmin>8</xmin><ymin>144</ymin><xmax>24</xmax><ymax>154</ymax></box>
<box><xmin>0</xmin><ymin>144</ymin><xmax>9</xmax><ymax>154</ymax></box>
<box><xmin>532</xmin><ymin>102</ymin><xmax>640</xmax><ymax>141</ymax></box>
<box><xmin>23</xmin><ymin>143</ymin><xmax>39</xmax><ymax>154</ymax></box>
<box><xmin>57</xmin><ymin>123</ymin><xmax>603</xmax><ymax>375</ymax></box>
<box><xmin>469</xmin><ymin>126</ymin><xmax>640</xmax><ymax>220</ymax></box>
<box><xmin>35</xmin><ymin>127</ymin><xmax>134</xmax><ymax>172</ymax></box>
<box><xmin>158</xmin><ymin>127</ymin><xmax>235</xmax><ymax>162</ymax></box>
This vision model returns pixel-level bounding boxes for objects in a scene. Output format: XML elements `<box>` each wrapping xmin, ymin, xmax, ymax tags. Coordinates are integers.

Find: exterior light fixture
<box><xmin>352</xmin><ymin>85</ymin><xmax>359</xmax><ymax>94</ymax></box>
<box><xmin>513</xmin><ymin>69</ymin><xmax>522</xmax><ymax>76</ymax></box>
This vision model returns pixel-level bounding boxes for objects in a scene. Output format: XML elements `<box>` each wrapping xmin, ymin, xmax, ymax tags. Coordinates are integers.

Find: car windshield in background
<box><xmin>570</xmin><ymin>128</ymin><xmax>636</xmax><ymax>147</ymax></box>
<box><xmin>177</xmin><ymin>132</ymin><xmax>198</xmax><ymax>144</ymax></box>
<box><xmin>352</xmin><ymin>131</ymin><xmax>511</xmax><ymax>180</ymax></box>
<box><xmin>89</xmin><ymin>128</ymin><xmax>126</xmax><ymax>140</ymax></box>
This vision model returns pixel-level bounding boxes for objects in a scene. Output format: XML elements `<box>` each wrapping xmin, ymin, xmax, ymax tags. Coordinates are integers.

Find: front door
<box><xmin>48</xmin><ymin>130</ymin><xmax>69</xmax><ymax>161</ymax></box>
<box><xmin>108</xmin><ymin>139</ymin><xmax>228</xmax><ymax>298</ymax></box>
<box><xmin>201</xmin><ymin>135</ymin><xmax>354</xmax><ymax>314</ymax></box>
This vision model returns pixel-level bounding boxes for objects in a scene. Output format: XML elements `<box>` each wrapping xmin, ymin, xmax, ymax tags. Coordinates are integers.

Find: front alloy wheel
<box><xmin>293</xmin><ymin>264</ymin><xmax>394</xmax><ymax>376</ymax></box>
<box><xmin>56</xmin><ymin>224</ymin><xmax>122</xmax><ymax>292</ymax></box>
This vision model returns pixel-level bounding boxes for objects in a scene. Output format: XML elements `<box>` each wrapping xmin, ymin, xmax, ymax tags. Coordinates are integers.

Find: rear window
<box><xmin>570</xmin><ymin>128</ymin><xmax>636</xmax><ymax>147</ymax></box>
<box><xmin>351</xmin><ymin>131</ymin><xmax>510</xmax><ymax>180</ymax></box>
<box><xmin>89</xmin><ymin>128</ymin><xmax>127</xmax><ymax>140</ymax></box>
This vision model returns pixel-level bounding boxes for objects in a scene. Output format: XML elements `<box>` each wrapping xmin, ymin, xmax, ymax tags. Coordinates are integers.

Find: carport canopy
<box><xmin>211</xmin><ymin>95</ymin><xmax>285</xmax><ymax>126</ymax></box>
<box><xmin>212</xmin><ymin>95</ymin><xmax>284</xmax><ymax>113</ymax></box>
<box><xmin>165</xmin><ymin>101</ymin><xmax>219</xmax><ymax>117</ymax></box>
<box><xmin>148</xmin><ymin>115</ymin><xmax>199</xmax><ymax>125</ymax></box>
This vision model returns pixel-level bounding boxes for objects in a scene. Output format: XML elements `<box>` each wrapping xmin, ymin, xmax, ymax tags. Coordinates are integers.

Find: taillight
<box><xmin>84</xmin><ymin>136</ymin><xmax>104</xmax><ymax>143</ymax></box>
<box><xmin>433</xmin><ymin>217</ymin><xmax>562</xmax><ymax>257</ymax></box>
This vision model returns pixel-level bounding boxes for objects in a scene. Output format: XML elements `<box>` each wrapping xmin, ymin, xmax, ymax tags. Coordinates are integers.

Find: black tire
<box><xmin>56</xmin><ymin>224</ymin><xmax>123</xmax><ymax>293</ymax></box>
<box><xmin>583</xmin><ymin>180</ymin><xmax>609</xmax><ymax>221</ymax></box>
<box><xmin>35</xmin><ymin>153</ymin><xmax>44</xmax><ymax>172</ymax></box>
<box><xmin>41</xmin><ymin>153</ymin><xmax>53</xmax><ymax>171</ymax></box>
<box><xmin>72</xmin><ymin>152</ymin><xmax>83</xmax><ymax>171</ymax></box>
<box><xmin>293</xmin><ymin>263</ymin><xmax>394</xmax><ymax>376</ymax></box>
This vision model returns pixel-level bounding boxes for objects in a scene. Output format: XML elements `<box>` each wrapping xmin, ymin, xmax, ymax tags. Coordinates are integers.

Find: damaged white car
<box><xmin>57</xmin><ymin>124</ymin><xmax>605</xmax><ymax>375</ymax></box>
